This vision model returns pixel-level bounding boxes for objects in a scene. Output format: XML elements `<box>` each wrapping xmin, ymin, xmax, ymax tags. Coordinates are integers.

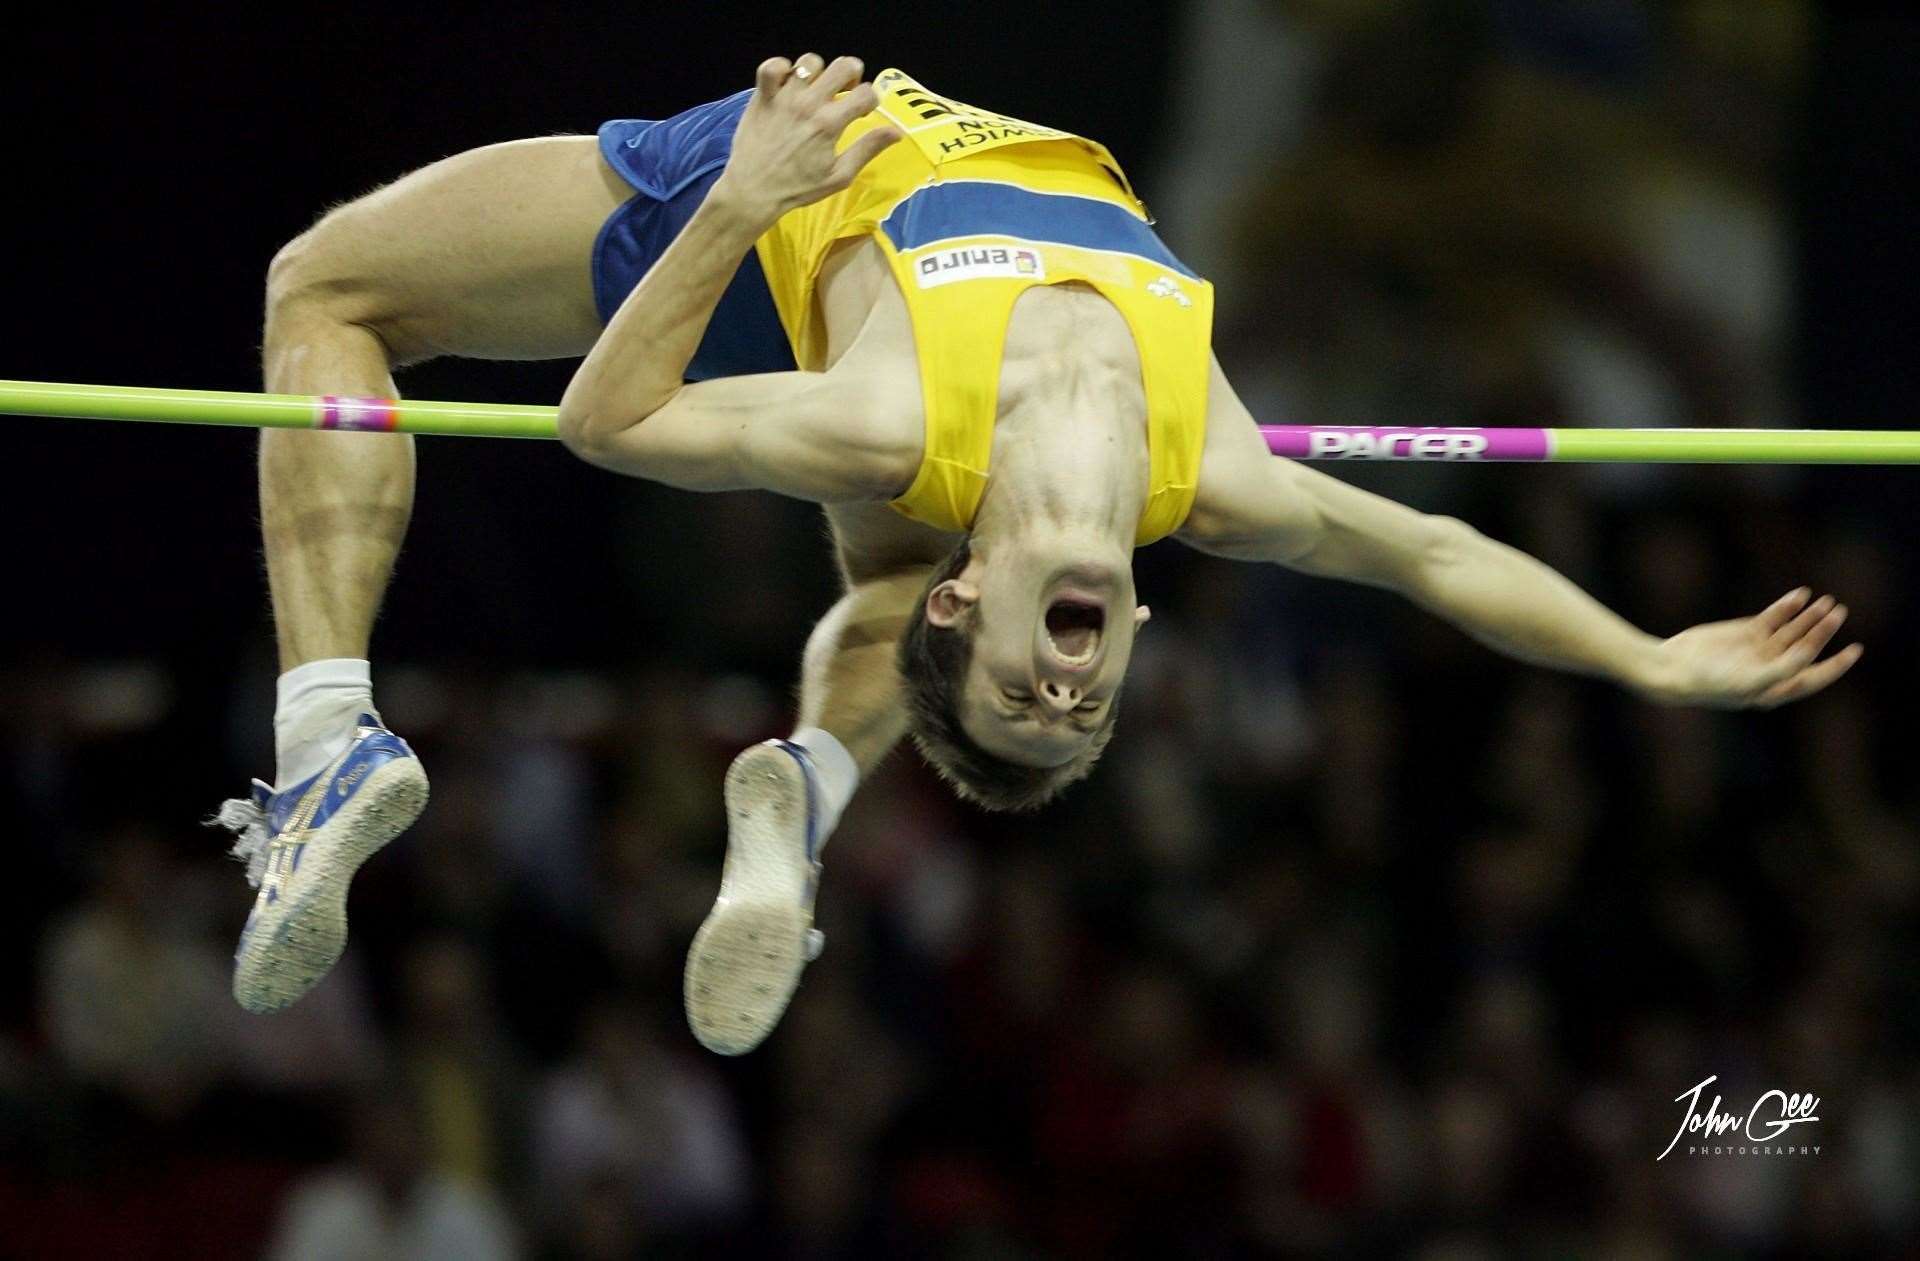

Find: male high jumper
<box><xmin>216</xmin><ymin>55</ymin><xmax>1860</xmax><ymax>1054</ymax></box>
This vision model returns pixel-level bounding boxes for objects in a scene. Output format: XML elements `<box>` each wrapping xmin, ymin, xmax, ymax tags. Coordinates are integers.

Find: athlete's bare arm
<box><xmin>558</xmin><ymin>55</ymin><xmax>915</xmax><ymax>504</ymax></box>
<box><xmin>1180</xmin><ymin>357</ymin><xmax>1863</xmax><ymax>709</ymax></box>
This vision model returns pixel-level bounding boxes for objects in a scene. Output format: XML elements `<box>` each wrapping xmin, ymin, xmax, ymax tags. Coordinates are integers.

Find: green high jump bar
<box><xmin>8</xmin><ymin>377</ymin><xmax>1920</xmax><ymax>464</ymax></box>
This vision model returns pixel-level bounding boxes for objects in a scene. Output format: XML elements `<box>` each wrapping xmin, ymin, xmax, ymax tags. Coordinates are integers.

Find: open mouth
<box><xmin>1045</xmin><ymin>599</ymin><xmax>1106</xmax><ymax>664</ymax></box>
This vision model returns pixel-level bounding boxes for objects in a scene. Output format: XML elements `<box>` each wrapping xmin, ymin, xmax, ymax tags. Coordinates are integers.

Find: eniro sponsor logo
<box><xmin>1306</xmin><ymin>428</ymin><xmax>1490</xmax><ymax>460</ymax></box>
<box><xmin>915</xmin><ymin>245</ymin><xmax>1044</xmax><ymax>288</ymax></box>
<box><xmin>1657</xmin><ymin>1075</ymin><xmax>1822</xmax><ymax>1161</ymax></box>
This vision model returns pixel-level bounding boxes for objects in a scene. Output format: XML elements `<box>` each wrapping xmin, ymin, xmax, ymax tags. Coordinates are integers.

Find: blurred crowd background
<box><xmin>4</xmin><ymin>1</ymin><xmax>1918</xmax><ymax>1257</ymax></box>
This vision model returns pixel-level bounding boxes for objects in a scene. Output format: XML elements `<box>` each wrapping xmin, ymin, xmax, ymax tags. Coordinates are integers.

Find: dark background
<box><xmin>2</xmin><ymin>3</ymin><xmax>1918</xmax><ymax>1258</ymax></box>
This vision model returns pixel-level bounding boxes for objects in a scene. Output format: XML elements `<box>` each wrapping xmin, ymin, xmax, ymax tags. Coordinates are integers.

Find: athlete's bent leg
<box><xmin>686</xmin><ymin>567</ymin><xmax>926</xmax><ymax>1054</ymax></box>
<box><xmin>224</xmin><ymin>136</ymin><xmax>631</xmax><ymax>1014</ymax></box>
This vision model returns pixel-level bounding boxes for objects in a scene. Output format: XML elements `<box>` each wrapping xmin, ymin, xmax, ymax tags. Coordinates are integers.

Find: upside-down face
<box><xmin>925</xmin><ymin>553</ymin><xmax>1149</xmax><ymax>768</ymax></box>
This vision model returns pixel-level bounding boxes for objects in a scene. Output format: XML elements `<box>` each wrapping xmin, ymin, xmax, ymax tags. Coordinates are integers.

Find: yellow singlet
<box><xmin>754</xmin><ymin>69</ymin><xmax>1215</xmax><ymax>547</ymax></box>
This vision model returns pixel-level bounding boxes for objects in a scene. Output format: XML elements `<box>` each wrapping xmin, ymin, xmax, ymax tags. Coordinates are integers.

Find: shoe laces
<box><xmin>209</xmin><ymin>794</ymin><xmax>271</xmax><ymax>888</ymax></box>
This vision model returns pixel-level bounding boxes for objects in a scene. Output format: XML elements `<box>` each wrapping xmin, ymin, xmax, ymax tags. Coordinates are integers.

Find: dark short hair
<box><xmin>896</xmin><ymin>539</ymin><xmax>1119</xmax><ymax>812</ymax></box>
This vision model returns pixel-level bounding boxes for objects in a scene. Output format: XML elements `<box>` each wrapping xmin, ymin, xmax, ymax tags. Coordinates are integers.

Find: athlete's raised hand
<box><xmin>1647</xmin><ymin>588</ymin><xmax>1864</xmax><ymax>709</ymax></box>
<box><xmin>713</xmin><ymin>54</ymin><xmax>903</xmax><ymax>223</ymax></box>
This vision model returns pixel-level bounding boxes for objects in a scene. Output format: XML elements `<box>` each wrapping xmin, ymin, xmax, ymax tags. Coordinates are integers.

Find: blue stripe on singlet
<box><xmin>877</xmin><ymin>180</ymin><xmax>1199</xmax><ymax>279</ymax></box>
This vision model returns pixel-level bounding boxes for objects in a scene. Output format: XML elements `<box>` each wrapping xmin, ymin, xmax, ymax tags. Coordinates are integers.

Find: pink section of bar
<box><xmin>1260</xmin><ymin>425</ymin><xmax>1553</xmax><ymax>461</ymax></box>
<box><xmin>317</xmin><ymin>396</ymin><xmax>401</xmax><ymax>432</ymax></box>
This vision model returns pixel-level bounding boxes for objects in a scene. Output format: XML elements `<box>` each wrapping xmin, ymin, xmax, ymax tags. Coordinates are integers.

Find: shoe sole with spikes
<box><xmin>684</xmin><ymin>741</ymin><xmax>823</xmax><ymax>1055</ymax></box>
<box><xmin>232</xmin><ymin>756</ymin><xmax>428</xmax><ymax>1014</ymax></box>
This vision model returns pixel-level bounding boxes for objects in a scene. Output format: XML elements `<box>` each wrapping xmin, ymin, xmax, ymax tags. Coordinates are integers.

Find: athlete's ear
<box><xmin>926</xmin><ymin>579</ymin><xmax>980</xmax><ymax>628</ymax></box>
<box><xmin>1134</xmin><ymin>604</ymin><xmax>1151</xmax><ymax>629</ymax></box>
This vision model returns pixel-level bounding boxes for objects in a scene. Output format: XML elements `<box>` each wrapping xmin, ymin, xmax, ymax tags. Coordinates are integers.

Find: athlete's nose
<box><xmin>1038</xmin><ymin>678</ymin><xmax>1081</xmax><ymax>714</ymax></box>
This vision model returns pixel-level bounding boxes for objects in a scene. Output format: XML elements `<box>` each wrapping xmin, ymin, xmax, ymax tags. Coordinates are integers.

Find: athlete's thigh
<box><xmin>278</xmin><ymin>135</ymin><xmax>631</xmax><ymax>363</ymax></box>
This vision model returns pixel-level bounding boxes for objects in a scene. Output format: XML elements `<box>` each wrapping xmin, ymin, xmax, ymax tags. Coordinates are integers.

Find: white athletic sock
<box><xmin>275</xmin><ymin>657</ymin><xmax>375</xmax><ymax>790</ymax></box>
<box><xmin>786</xmin><ymin>726</ymin><xmax>859</xmax><ymax>843</ymax></box>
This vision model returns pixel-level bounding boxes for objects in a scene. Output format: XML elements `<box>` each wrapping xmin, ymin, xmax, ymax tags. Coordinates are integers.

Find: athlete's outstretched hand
<box><xmin>1647</xmin><ymin>588</ymin><xmax>1864</xmax><ymax>709</ymax></box>
<box><xmin>713</xmin><ymin>54</ymin><xmax>903</xmax><ymax>223</ymax></box>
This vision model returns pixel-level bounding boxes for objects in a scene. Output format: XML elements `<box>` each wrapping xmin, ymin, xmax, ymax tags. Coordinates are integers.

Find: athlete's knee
<box><xmin>263</xmin><ymin>214</ymin><xmax>424</xmax><ymax>367</ymax></box>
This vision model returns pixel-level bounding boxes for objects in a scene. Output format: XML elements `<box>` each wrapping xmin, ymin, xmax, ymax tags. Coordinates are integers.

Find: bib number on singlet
<box><xmin>875</xmin><ymin>68</ymin><xmax>1074</xmax><ymax>160</ymax></box>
